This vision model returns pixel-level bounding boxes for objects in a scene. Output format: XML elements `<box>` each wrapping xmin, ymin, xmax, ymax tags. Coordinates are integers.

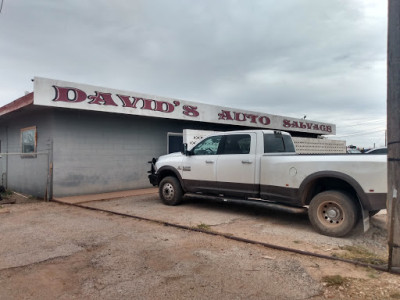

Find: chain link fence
<box><xmin>0</xmin><ymin>139</ymin><xmax>53</xmax><ymax>200</ymax></box>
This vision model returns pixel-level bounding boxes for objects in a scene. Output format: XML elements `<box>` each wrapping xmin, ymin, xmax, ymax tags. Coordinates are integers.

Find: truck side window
<box><xmin>192</xmin><ymin>136</ymin><xmax>222</xmax><ymax>155</ymax></box>
<box><xmin>264</xmin><ymin>134</ymin><xmax>295</xmax><ymax>153</ymax></box>
<box><xmin>282</xmin><ymin>135</ymin><xmax>296</xmax><ymax>152</ymax></box>
<box><xmin>220</xmin><ymin>134</ymin><xmax>251</xmax><ymax>155</ymax></box>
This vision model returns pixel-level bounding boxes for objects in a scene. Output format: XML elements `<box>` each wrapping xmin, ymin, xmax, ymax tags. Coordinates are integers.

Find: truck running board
<box><xmin>184</xmin><ymin>193</ymin><xmax>307</xmax><ymax>214</ymax></box>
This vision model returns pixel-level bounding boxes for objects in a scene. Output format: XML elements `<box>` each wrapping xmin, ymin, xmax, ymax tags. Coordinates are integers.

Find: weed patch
<box><xmin>196</xmin><ymin>223</ymin><xmax>213</xmax><ymax>231</ymax></box>
<box><xmin>333</xmin><ymin>245</ymin><xmax>387</xmax><ymax>265</ymax></box>
<box><xmin>390</xmin><ymin>293</ymin><xmax>400</xmax><ymax>299</ymax></box>
<box><xmin>322</xmin><ymin>275</ymin><xmax>348</xmax><ymax>287</ymax></box>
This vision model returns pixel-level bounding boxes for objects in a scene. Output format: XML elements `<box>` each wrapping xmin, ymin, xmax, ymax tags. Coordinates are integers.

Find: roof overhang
<box><xmin>0</xmin><ymin>92</ymin><xmax>34</xmax><ymax>116</ymax></box>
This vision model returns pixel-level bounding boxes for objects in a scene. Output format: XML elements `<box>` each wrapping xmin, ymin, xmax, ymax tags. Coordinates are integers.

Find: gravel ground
<box><xmin>84</xmin><ymin>193</ymin><xmax>389</xmax><ymax>260</ymax></box>
<box><xmin>0</xmin><ymin>194</ymin><xmax>399</xmax><ymax>299</ymax></box>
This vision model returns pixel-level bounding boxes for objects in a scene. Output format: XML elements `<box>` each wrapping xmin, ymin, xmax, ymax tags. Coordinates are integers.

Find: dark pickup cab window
<box><xmin>264</xmin><ymin>133</ymin><xmax>295</xmax><ymax>153</ymax></box>
<box><xmin>220</xmin><ymin>134</ymin><xmax>251</xmax><ymax>155</ymax></box>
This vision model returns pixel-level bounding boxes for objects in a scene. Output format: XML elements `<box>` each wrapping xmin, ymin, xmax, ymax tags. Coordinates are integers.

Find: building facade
<box><xmin>0</xmin><ymin>77</ymin><xmax>336</xmax><ymax>198</ymax></box>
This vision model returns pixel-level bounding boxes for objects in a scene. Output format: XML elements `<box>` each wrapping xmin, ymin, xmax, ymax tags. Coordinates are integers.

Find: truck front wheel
<box><xmin>159</xmin><ymin>176</ymin><xmax>183</xmax><ymax>206</ymax></box>
<box><xmin>308</xmin><ymin>191</ymin><xmax>358</xmax><ymax>237</ymax></box>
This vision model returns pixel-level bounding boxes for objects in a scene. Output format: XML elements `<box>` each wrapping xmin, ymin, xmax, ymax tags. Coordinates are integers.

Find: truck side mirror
<box><xmin>183</xmin><ymin>143</ymin><xmax>190</xmax><ymax>156</ymax></box>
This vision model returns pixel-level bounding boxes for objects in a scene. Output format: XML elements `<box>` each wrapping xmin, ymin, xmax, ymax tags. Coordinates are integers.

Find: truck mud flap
<box><xmin>361</xmin><ymin>208</ymin><xmax>370</xmax><ymax>233</ymax></box>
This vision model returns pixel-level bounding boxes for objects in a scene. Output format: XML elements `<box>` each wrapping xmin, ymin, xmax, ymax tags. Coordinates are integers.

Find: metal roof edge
<box><xmin>0</xmin><ymin>92</ymin><xmax>34</xmax><ymax>116</ymax></box>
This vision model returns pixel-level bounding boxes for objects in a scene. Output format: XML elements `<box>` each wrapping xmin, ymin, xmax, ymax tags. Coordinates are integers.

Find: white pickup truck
<box><xmin>148</xmin><ymin>130</ymin><xmax>387</xmax><ymax>237</ymax></box>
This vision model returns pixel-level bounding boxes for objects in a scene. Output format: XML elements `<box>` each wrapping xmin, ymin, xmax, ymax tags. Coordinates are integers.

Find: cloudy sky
<box><xmin>0</xmin><ymin>0</ymin><xmax>387</xmax><ymax>148</ymax></box>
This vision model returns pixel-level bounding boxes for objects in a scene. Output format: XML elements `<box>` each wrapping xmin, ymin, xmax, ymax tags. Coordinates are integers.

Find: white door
<box><xmin>181</xmin><ymin>135</ymin><xmax>222</xmax><ymax>193</ymax></box>
<box><xmin>216</xmin><ymin>133</ymin><xmax>257</xmax><ymax>197</ymax></box>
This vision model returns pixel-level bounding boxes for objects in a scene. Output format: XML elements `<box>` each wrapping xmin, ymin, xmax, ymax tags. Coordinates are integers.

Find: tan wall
<box><xmin>292</xmin><ymin>137</ymin><xmax>346</xmax><ymax>154</ymax></box>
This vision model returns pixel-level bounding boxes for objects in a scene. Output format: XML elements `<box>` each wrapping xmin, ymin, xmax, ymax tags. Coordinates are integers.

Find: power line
<box><xmin>335</xmin><ymin>120</ymin><xmax>385</xmax><ymax>129</ymax></box>
<box><xmin>335</xmin><ymin>116</ymin><xmax>385</xmax><ymax>123</ymax></box>
<box><xmin>334</xmin><ymin>124</ymin><xmax>386</xmax><ymax>136</ymax></box>
<box><xmin>342</xmin><ymin>119</ymin><xmax>385</xmax><ymax>127</ymax></box>
<box><xmin>333</xmin><ymin>129</ymin><xmax>385</xmax><ymax>138</ymax></box>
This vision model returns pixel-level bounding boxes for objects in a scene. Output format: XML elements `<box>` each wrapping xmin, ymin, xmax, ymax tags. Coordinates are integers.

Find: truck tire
<box><xmin>308</xmin><ymin>191</ymin><xmax>358</xmax><ymax>237</ymax></box>
<box><xmin>159</xmin><ymin>176</ymin><xmax>183</xmax><ymax>206</ymax></box>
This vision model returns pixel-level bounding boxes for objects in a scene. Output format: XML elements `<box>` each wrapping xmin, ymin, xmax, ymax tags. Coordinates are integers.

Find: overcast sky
<box><xmin>0</xmin><ymin>0</ymin><xmax>387</xmax><ymax>148</ymax></box>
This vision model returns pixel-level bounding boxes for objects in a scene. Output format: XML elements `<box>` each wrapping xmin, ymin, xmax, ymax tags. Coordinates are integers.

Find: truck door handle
<box><xmin>242</xmin><ymin>160</ymin><xmax>253</xmax><ymax>164</ymax></box>
<box><xmin>205</xmin><ymin>160</ymin><xmax>214</xmax><ymax>164</ymax></box>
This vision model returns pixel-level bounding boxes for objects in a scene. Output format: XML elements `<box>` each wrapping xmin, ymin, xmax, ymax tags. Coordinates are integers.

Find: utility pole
<box><xmin>387</xmin><ymin>0</ymin><xmax>400</xmax><ymax>272</ymax></box>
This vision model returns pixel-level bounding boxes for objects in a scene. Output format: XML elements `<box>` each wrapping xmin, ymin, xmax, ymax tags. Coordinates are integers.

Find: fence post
<box><xmin>45</xmin><ymin>139</ymin><xmax>54</xmax><ymax>201</ymax></box>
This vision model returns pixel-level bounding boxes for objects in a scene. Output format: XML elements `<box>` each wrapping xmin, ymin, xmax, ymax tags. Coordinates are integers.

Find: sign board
<box><xmin>34</xmin><ymin>77</ymin><xmax>336</xmax><ymax>135</ymax></box>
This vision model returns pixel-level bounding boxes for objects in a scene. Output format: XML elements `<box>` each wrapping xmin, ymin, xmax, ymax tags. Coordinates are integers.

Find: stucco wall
<box><xmin>51</xmin><ymin>109</ymin><xmax>241</xmax><ymax>197</ymax></box>
<box><xmin>0</xmin><ymin>109</ymin><xmax>53</xmax><ymax>197</ymax></box>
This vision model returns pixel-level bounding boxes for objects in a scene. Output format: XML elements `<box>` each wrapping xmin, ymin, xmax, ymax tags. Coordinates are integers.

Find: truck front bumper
<box><xmin>148</xmin><ymin>173</ymin><xmax>159</xmax><ymax>186</ymax></box>
<box><xmin>148</xmin><ymin>158</ymin><xmax>159</xmax><ymax>186</ymax></box>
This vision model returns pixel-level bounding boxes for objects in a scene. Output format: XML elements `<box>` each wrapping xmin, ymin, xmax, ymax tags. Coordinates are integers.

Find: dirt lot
<box><xmin>1</xmin><ymin>192</ymin><xmax>400</xmax><ymax>299</ymax></box>
<box><xmin>81</xmin><ymin>193</ymin><xmax>390</xmax><ymax>260</ymax></box>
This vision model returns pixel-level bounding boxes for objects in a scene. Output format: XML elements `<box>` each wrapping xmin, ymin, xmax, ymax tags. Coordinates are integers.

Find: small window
<box><xmin>220</xmin><ymin>134</ymin><xmax>251</xmax><ymax>155</ymax></box>
<box><xmin>168</xmin><ymin>133</ymin><xmax>183</xmax><ymax>154</ymax></box>
<box><xmin>264</xmin><ymin>133</ymin><xmax>295</xmax><ymax>153</ymax></box>
<box><xmin>192</xmin><ymin>136</ymin><xmax>222</xmax><ymax>155</ymax></box>
<box><xmin>21</xmin><ymin>126</ymin><xmax>37</xmax><ymax>154</ymax></box>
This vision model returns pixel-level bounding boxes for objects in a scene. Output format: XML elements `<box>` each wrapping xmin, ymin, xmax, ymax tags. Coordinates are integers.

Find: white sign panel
<box><xmin>183</xmin><ymin>129</ymin><xmax>218</xmax><ymax>149</ymax></box>
<box><xmin>33</xmin><ymin>77</ymin><xmax>336</xmax><ymax>135</ymax></box>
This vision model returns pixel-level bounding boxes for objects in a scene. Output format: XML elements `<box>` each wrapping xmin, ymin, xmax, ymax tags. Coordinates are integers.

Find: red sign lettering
<box><xmin>53</xmin><ymin>86</ymin><xmax>87</xmax><ymax>103</ymax></box>
<box><xmin>88</xmin><ymin>92</ymin><xmax>118</xmax><ymax>106</ymax></box>
<box><xmin>51</xmin><ymin>85</ymin><xmax>331</xmax><ymax>133</ymax></box>
<box><xmin>218</xmin><ymin>110</ymin><xmax>234</xmax><ymax>121</ymax></box>
<box><xmin>283</xmin><ymin>119</ymin><xmax>332</xmax><ymax>133</ymax></box>
<box><xmin>183</xmin><ymin>105</ymin><xmax>199</xmax><ymax>117</ymax></box>
<box><xmin>116</xmin><ymin>94</ymin><xmax>133</xmax><ymax>107</ymax></box>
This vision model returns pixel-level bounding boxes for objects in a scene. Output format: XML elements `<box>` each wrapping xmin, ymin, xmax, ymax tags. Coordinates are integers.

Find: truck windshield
<box><xmin>264</xmin><ymin>134</ymin><xmax>295</xmax><ymax>153</ymax></box>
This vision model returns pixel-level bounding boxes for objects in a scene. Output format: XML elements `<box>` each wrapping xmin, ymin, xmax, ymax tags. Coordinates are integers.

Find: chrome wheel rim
<box><xmin>162</xmin><ymin>183</ymin><xmax>175</xmax><ymax>201</ymax></box>
<box><xmin>318</xmin><ymin>201</ymin><xmax>344</xmax><ymax>225</ymax></box>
